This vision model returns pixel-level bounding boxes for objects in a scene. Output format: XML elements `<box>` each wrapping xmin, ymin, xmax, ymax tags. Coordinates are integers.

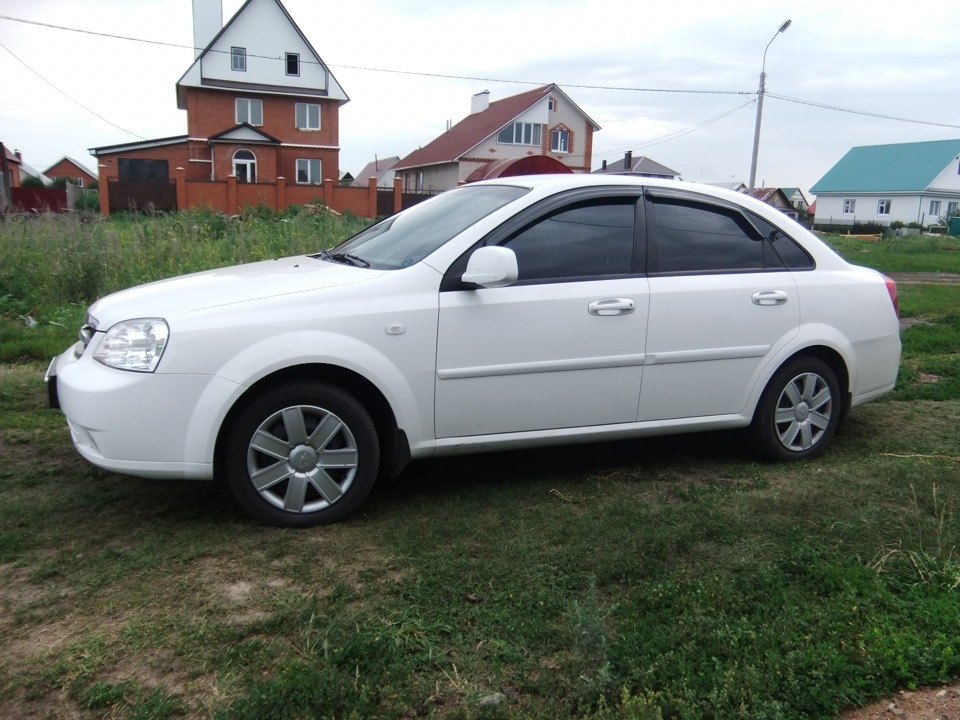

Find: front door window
<box><xmin>233</xmin><ymin>149</ymin><xmax>256</xmax><ymax>184</ymax></box>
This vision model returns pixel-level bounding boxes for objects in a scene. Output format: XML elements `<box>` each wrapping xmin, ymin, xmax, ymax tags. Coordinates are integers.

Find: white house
<box><xmin>810</xmin><ymin>139</ymin><xmax>960</xmax><ymax>228</ymax></box>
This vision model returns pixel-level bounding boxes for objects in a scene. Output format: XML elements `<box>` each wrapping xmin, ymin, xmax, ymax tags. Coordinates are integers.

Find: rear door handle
<box><xmin>752</xmin><ymin>290</ymin><xmax>788</xmax><ymax>306</ymax></box>
<box><xmin>588</xmin><ymin>298</ymin><xmax>635</xmax><ymax>316</ymax></box>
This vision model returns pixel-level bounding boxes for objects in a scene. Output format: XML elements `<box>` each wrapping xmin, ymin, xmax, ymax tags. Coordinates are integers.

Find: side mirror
<box><xmin>461</xmin><ymin>246</ymin><xmax>518</xmax><ymax>288</ymax></box>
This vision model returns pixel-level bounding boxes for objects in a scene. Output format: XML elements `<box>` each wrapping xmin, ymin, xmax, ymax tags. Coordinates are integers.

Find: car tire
<box><xmin>223</xmin><ymin>381</ymin><xmax>380</xmax><ymax>527</ymax></box>
<box><xmin>749</xmin><ymin>356</ymin><xmax>841</xmax><ymax>461</ymax></box>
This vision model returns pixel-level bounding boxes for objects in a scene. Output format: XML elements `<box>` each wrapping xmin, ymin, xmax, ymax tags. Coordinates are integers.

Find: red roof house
<box><xmin>393</xmin><ymin>84</ymin><xmax>600</xmax><ymax>192</ymax></box>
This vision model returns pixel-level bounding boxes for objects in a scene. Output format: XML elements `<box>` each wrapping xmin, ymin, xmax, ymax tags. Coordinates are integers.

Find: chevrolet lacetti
<box><xmin>47</xmin><ymin>175</ymin><xmax>901</xmax><ymax>527</ymax></box>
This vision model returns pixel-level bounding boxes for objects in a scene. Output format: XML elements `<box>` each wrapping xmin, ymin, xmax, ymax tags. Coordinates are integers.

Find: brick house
<box><xmin>90</xmin><ymin>0</ymin><xmax>381</xmax><ymax>216</ymax></box>
<box><xmin>43</xmin><ymin>157</ymin><xmax>98</xmax><ymax>188</ymax></box>
<box><xmin>393</xmin><ymin>84</ymin><xmax>600</xmax><ymax>193</ymax></box>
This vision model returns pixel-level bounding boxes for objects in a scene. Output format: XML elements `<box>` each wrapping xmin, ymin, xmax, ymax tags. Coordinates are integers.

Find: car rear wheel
<box><xmin>224</xmin><ymin>382</ymin><xmax>379</xmax><ymax>527</ymax></box>
<box><xmin>749</xmin><ymin>357</ymin><xmax>841</xmax><ymax>461</ymax></box>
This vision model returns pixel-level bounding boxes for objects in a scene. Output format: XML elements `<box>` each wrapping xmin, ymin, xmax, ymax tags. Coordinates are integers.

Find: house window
<box><xmin>930</xmin><ymin>200</ymin><xmax>941</xmax><ymax>216</ymax></box>
<box><xmin>296</xmin><ymin>158</ymin><xmax>321</xmax><ymax>184</ymax></box>
<box><xmin>236</xmin><ymin>98</ymin><xmax>263</xmax><ymax>126</ymax></box>
<box><xmin>286</xmin><ymin>53</ymin><xmax>300</xmax><ymax>76</ymax></box>
<box><xmin>231</xmin><ymin>47</ymin><xmax>246</xmax><ymax>71</ymax></box>
<box><xmin>842</xmin><ymin>199</ymin><xmax>856</xmax><ymax>214</ymax></box>
<box><xmin>497</xmin><ymin>122</ymin><xmax>542</xmax><ymax>146</ymax></box>
<box><xmin>548</xmin><ymin>99</ymin><xmax>556</xmax><ymax>111</ymax></box>
<box><xmin>295</xmin><ymin>102</ymin><xmax>320</xmax><ymax>130</ymax></box>
<box><xmin>551</xmin><ymin>129</ymin><xmax>570</xmax><ymax>153</ymax></box>
<box><xmin>233</xmin><ymin>149</ymin><xmax>257</xmax><ymax>183</ymax></box>
<box><xmin>76</xmin><ymin>177</ymin><xmax>84</xmax><ymax>188</ymax></box>
<box><xmin>949</xmin><ymin>201</ymin><xmax>959</xmax><ymax>215</ymax></box>
<box><xmin>877</xmin><ymin>199</ymin><xmax>892</xmax><ymax>215</ymax></box>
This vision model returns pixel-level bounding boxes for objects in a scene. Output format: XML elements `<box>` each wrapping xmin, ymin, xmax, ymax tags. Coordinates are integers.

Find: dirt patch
<box><xmin>842</xmin><ymin>682</ymin><xmax>960</xmax><ymax>718</ymax></box>
<box><xmin>888</xmin><ymin>272</ymin><xmax>960</xmax><ymax>285</ymax></box>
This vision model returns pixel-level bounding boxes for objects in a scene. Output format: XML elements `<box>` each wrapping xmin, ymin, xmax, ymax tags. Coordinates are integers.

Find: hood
<box><xmin>89</xmin><ymin>256</ymin><xmax>386</xmax><ymax>326</ymax></box>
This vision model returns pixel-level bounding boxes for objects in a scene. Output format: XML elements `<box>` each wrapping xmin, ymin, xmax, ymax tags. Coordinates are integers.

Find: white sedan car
<box><xmin>48</xmin><ymin>175</ymin><xmax>901</xmax><ymax>527</ymax></box>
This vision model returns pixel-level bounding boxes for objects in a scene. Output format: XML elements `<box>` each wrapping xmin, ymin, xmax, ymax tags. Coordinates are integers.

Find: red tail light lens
<box><xmin>883</xmin><ymin>275</ymin><xmax>899</xmax><ymax>318</ymax></box>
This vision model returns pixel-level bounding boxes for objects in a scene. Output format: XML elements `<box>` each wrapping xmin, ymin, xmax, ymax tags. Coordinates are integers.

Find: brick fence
<box><xmin>99</xmin><ymin>167</ymin><xmax>407</xmax><ymax>219</ymax></box>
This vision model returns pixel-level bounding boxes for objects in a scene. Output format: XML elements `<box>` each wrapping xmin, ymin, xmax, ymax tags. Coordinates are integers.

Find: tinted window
<box><xmin>652</xmin><ymin>198</ymin><xmax>763</xmax><ymax>273</ymax></box>
<box><xmin>748</xmin><ymin>212</ymin><xmax>814</xmax><ymax>270</ymax></box>
<box><xmin>503</xmin><ymin>198</ymin><xmax>636</xmax><ymax>282</ymax></box>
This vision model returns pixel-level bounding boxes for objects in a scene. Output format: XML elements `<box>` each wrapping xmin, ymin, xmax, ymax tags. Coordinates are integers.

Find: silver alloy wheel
<box><xmin>246</xmin><ymin>404</ymin><xmax>358</xmax><ymax>514</ymax></box>
<box><xmin>773</xmin><ymin>371</ymin><xmax>833</xmax><ymax>452</ymax></box>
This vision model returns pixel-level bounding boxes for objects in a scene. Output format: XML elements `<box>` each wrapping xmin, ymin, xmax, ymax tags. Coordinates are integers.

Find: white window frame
<box><xmin>551</xmin><ymin>129</ymin><xmax>570</xmax><ymax>153</ymax></box>
<box><xmin>877</xmin><ymin>199</ymin><xmax>892</xmax><ymax>215</ymax></box>
<box><xmin>286</xmin><ymin>53</ymin><xmax>300</xmax><ymax>77</ymax></box>
<box><xmin>295</xmin><ymin>102</ymin><xmax>321</xmax><ymax>130</ymax></box>
<box><xmin>231</xmin><ymin>47</ymin><xmax>246</xmax><ymax>72</ymax></box>
<box><xmin>76</xmin><ymin>177</ymin><xmax>84</xmax><ymax>188</ymax></box>
<box><xmin>948</xmin><ymin>201</ymin><xmax>959</xmax><ymax>215</ymax></box>
<box><xmin>497</xmin><ymin>122</ymin><xmax>542</xmax><ymax>147</ymax></box>
<box><xmin>842</xmin><ymin>199</ymin><xmax>856</xmax><ymax>214</ymax></box>
<box><xmin>930</xmin><ymin>200</ymin><xmax>941</xmax><ymax>216</ymax></box>
<box><xmin>296</xmin><ymin>158</ymin><xmax>321</xmax><ymax>184</ymax></box>
<box><xmin>235</xmin><ymin>98</ymin><xmax>263</xmax><ymax>126</ymax></box>
<box><xmin>233</xmin><ymin>149</ymin><xmax>257</xmax><ymax>183</ymax></box>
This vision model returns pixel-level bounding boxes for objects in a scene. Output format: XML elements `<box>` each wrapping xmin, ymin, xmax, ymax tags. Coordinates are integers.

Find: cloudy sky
<box><xmin>2</xmin><ymin>0</ymin><xmax>958</xmax><ymax>195</ymax></box>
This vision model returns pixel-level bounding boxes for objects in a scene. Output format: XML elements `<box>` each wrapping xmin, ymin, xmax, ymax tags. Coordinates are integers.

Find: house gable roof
<box><xmin>352</xmin><ymin>155</ymin><xmax>400</xmax><ymax>186</ymax></box>
<box><xmin>810</xmin><ymin>139</ymin><xmax>960</xmax><ymax>194</ymax></box>
<box><xmin>394</xmin><ymin>84</ymin><xmax>599</xmax><ymax>171</ymax></box>
<box><xmin>208</xmin><ymin>124</ymin><xmax>281</xmax><ymax>144</ymax></box>
<box><xmin>43</xmin><ymin>156</ymin><xmax>97</xmax><ymax>179</ymax></box>
<box><xmin>176</xmin><ymin>0</ymin><xmax>348</xmax><ymax>108</ymax></box>
<box><xmin>593</xmin><ymin>155</ymin><xmax>679</xmax><ymax>178</ymax></box>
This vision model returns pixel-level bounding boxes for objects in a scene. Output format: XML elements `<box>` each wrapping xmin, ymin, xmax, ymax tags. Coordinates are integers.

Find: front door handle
<box><xmin>752</xmin><ymin>290</ymin><xmax>788</xmax><ymax>306</ymax></box>
<box><xmin>588</xmin><ymin>298</ymin><xmax>636</xmax><ymax>316</ymax></box>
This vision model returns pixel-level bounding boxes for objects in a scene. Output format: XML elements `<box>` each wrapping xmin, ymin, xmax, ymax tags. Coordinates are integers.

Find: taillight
<box><xmin>883</xmin><ymin>275</ymin><xmax>899</xmax><ymax>318</ymax></box>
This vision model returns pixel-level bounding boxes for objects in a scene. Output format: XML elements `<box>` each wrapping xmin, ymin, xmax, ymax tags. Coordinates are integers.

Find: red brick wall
<box><xmin>96</xmin><ymin>144</ymin><xmax>190</xmax><ymax>182</ymax></box>
<box><xmin>44</xmin><ymin>160</ymin><xmax>96</xmax><ymax>186</ymax></box>
<box><xmin>184</xmin><ymin>88</ymin><xmax>340</xmax><ymax>149</ymax></box>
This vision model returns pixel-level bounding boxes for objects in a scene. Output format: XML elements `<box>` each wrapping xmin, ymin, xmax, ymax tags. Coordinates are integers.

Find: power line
<box><xmin>0</xmin><ymin>13</ymin><xmax>749</xmax><ymax>96</ymax></box>
<box><xmin>766</xmin><ymin>92</ymin><xmax>960</xmax><ymax>129</ymax></box>
<box><xmin>0</xmin><ymin>40</ymin><xmax>146</xmax><ymax>139</ymax></box>
<box><xmin>3</xmin><ymin>12</ymin><xmax>958</xmax><ymax>131</ymax></box>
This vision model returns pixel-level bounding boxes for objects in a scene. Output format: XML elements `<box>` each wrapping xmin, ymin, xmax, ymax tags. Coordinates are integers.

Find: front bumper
<box><xmin>49</xmin><ymin>343</ymin><xmax>242</xmax><ymax>481</ymax></box>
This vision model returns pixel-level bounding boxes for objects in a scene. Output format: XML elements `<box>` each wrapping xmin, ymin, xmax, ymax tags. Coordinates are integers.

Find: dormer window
<box><xmin>286</xmin><ymin>53</ymin><xmax>300</xmax><ymax>76</ymax></box>
<box><xmin>231</xmin><ymin>47</ymin><xmax>246</xmax><ymax>72</ymax></box>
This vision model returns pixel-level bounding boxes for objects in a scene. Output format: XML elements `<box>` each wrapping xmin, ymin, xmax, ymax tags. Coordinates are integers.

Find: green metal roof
<box><xmin>810</xmin><ymin>139</ymin><xmax>960</xmax><ymax>194</ymax></box>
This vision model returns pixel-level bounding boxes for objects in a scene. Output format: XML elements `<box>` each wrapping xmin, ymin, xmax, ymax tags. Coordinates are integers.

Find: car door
<box><xmin>435</xmin><ymin>191</ymin><xmax>650</xmax><ymax>438</ymax></box>
<box><xmin>637</xmin><ymin>188</ymin><xmax>804</xmax><ymax>421</ymax></box>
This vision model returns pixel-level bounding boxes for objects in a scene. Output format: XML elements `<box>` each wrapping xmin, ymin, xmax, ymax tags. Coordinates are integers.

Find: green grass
<box><xmin>2</xmin><ymin>216</ymin><xmax>960</xmax><ymax>718</ymax></box>
<box><xmin>822</xmin><ymin>232</ymin><xmax>960</xmax><ymax>274</ymax></box>
<box><xmin>1</xmin><ymin>361</ymin><xmax>960</xmax><ymax>718</ymax></box>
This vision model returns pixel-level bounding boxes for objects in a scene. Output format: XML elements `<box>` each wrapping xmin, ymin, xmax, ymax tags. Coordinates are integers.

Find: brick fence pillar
<box><xmin>98</xmin><ymin>164</ymin><xmax>110</xmax><ymax>216</ymax></box>
<box><xmin>276</xmin><ymin>176</ymin><xmax>286</xmax><ymax>212</ymax></box>
<box><xmin>368</xmin><ymin>176</ymin><xmax>377</xmax><ymax>218</ymax></box>
<box><xmin>393</xmin><ymin>176</ymin><xmax>402</xmax><ymax>214</ymax></box>
<box><xmin>227</xmin><ymin>174</ymin><xmax>237</xmax><ymax>214</ymax></box>
<box><xmin>323</xmin><ymin>178</ymin><xmax>334</xmax><ymax>211</ymax></box>
<box><xmin>174</xmin><ymin>167</ymin><xmax>186</xmax><ymax>211</ymax></box>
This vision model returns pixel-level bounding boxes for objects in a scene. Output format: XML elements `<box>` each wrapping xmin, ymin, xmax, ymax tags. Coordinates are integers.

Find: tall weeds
<box><xmin>0</xmin><ymin>208</ymin><xmax>370</xmax><ymax>312</ymax></box>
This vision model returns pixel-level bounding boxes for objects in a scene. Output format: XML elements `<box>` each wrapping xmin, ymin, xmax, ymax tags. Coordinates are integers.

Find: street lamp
<box><xmin>748</xmin><ymin>19</ymin><xmax>791</xmax><ymax>192</ymax></box>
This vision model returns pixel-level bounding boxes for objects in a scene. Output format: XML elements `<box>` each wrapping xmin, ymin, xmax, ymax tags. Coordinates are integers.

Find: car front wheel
<box><xmin>749</xmin><ymin>357</ymin><xmax>841</xmax><ymax>461</ymax></box>
<box><xmin>223</xmin><ymin>382</ymin><xmax>380</xmax><ymax>527</ymax></box>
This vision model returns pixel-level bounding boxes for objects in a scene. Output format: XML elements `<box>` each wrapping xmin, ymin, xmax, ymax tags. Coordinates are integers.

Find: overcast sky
<box><xmin>2</xmin><ymin>0</ymin><xmax>958</xmax><ymax>195</ymax></box>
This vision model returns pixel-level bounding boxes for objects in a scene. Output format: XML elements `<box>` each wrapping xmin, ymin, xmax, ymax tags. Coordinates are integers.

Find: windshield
<box><xmin>324</xmin><ymin>185</ymin><xmax>529</xmax><ymax>270</ymax></box>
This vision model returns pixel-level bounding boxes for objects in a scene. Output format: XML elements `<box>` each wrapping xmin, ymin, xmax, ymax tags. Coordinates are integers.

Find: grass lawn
<box><xmin>0</xmin><ymin>222</ymin><xmax>958</xmax><ymax>719</ymax></box>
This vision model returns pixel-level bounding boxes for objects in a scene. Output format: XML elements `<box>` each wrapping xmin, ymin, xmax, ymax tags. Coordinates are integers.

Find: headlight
<box><xmin>93</xmin><ymin>318</ymin><xmax>169</xmax><ymax>372</ymax></box>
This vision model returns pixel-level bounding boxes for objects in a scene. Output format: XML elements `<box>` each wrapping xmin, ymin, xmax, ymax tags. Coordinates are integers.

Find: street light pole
<box><xmin>748</xmin><ymin>19</ymin><xmax>791</xmax><ymax>192</ymax></box>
